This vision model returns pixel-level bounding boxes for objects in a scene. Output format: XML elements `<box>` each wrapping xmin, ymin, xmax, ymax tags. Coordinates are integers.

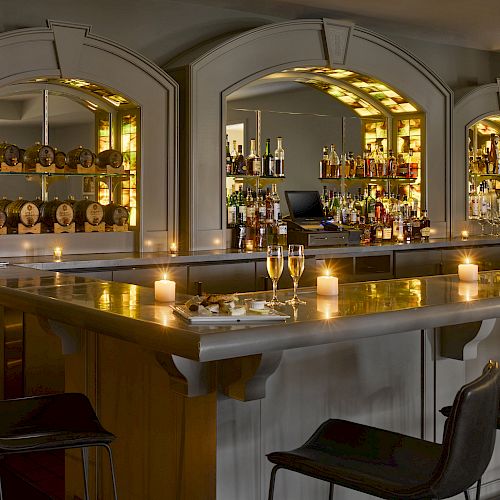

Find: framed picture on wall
<box><xmin>82</xmin><ymin>176</ymin><xmax>96</xmax><ymax>199</ymax></box>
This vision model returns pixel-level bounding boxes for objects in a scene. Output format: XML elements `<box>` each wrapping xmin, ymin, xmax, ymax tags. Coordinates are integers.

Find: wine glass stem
<box><xmin>293</xmin><ymin>279</ymin><xmax>298</xmax><ymax>300</ymax></box>
<box><xmin>272</xmin><ymin>279</ymin><xmax>278</xmax><ymax>302</ymax></box>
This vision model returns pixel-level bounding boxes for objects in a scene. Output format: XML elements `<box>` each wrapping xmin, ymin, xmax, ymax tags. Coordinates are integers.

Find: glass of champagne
<box><xmin>266</xmin><ymin>245</ymin><xmax>284</xmax><ymax>306</ymax></box>
<box><xmin>287</xmin><ymin>244</ymin><xmax>306</xmax><ymax>305</ymax></box>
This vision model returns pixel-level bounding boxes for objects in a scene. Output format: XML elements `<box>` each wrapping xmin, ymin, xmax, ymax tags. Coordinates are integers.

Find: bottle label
<box><xmin>382</xmin><ymin>227</ymin><xmax>392</xmax><ymax>240</ymax></box>
<box><xmin>273</xmin><ymin>203</ymin><xmax>280</xmax><ymax>222</ymax></box>
<box><xmin>239</xmin><ymin>205</ymin><xmax>247</xmax><ymax>222</ymax></box>
<box><xmin>258</xmin><ymin>206</ymin><xmax>266</xmax><ymax>219</ymax></box>
<box><xmin>278</xmin><ymin>223</ymin><xmax>287</xmax><ymax>235</ymax></box>
<box><xmin>253</xmin><ymin>159</ymin><xmax>262</xmax><ymax>176</ymax></box>
<box><xmin>227</xmin><ymin>206</ymin><xmax>236</xmax><ymax>225</ymax></box>
<box><xmin>268</xmin><ymin>158</ymin><xmax>275</xmax><ymax>176</ymax></box>
<box><xmin>247</xmin><ymin>207</ymin><xmax>255</xmax><ymax>220</ymax></box>
<box><xmin>421</xmin><ymin>227</ymin><xmax>431</xmax><ymax>237</ymax></box>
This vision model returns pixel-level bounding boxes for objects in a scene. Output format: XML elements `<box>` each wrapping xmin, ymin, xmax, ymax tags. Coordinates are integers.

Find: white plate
<box><xmin>172</xmin><ymin>305</ymin><xmax>290</xmax><ymax>324</ymax></box>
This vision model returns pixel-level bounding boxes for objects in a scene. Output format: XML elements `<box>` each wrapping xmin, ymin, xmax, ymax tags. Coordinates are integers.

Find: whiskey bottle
<box><xmin>388</xmin><ymin>150</ymin><xmax>397</xmax><ymax>177</ymax></box>
<box><xmin>382</xmin><ymin>215</ymin><xmax>393</xmax><ymax>241</ymax></box>
<box><xmin>245</xmin><ymin>188</ymin><xmax>256</xmax><ymax>227</ymax></box>
<box><xmin>271</xmin><ymin>184</ymin><xmax>281</xmax><ymax>223</ymax></box>
<box><xmin>230</xmin><ymin>140</ymin><xmax>238</xmax><ymax>172</ymax></box>
<box><xmin>274</xmin><ymin>137</ymin><xmax>285</xmax><ymax>177</ymax></box>
<box><xmin>329</xmin><ymin>144</ymin><xmax>340</xmax><ymax>177</ymax></box>
<box><xmin>355</xmin><ymin>155</ymin><xmax>365</xmax><ymax>177</ymax></box>
<box><xmin>411</xmin><ymin>210</ymin><xmax>422</xmax><ymax>240</ymax></box>
<box><xmin>263</xmin><ymin>139</ymin><xmax>275</xmax><ymax>176</ymax></box>
<box><xmin>348</xmin><ymin>152</ymin><xmax>356</xmax><ymax>177</ymax></box>
<box><xmin>256</xmin><ymin>188</ymin><xmax>266</xmax><ymax>223</ymax></box>
<box><xmin>320</xmin><ymin>146</ymin><xmax>329</xmax><ymax>178</ymax></box>
<box><xmin>227</xmin><ymin>192</ymin><xmax>237</xmax><ymax>228</ymax></box>
<box><xmin>420</xmin><ymin>210</ymin><xmax>431</xmax><ymax>240</ymax></box>
<box><xmin>225</xmin><ymin>136</ymin><xmax>232</xmax><ymax>175</ymax></box>
<box><xmin>397</xmin><ymin>153</ymin><xmax>408</xmax><ymax>178</ymax></box>
<box><xmin>246</xmin><ymin>139</ymin><xmax>258</xmax><ymax>176</ymax></box>
<box><xmin>237</xmin><ymin>186</ymin><xmax>247</xmax><ymax>224</ymax></box>
<box><xmin>234</xmin><ymin>145</ymin><xmax>246</xmax><ymax>175</ymax></box>
<box><xmin>488</xmin><ymin>134</ymin><xmax>498</xmax><ymax>175</ymax></box>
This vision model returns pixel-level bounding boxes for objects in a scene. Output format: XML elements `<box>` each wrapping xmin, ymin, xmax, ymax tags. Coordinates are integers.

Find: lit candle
<box><xmin>397</xmin><ymin>234</ymin><xmax>404</xmax><ymax>244</ymax></box>
<box><xmin>317</xmin><ymin>296</ymin><xmax>339</xmax><ymax>318</ymax></box>
<box><xmin>458</xmin><ymin>259</ymin><xmax>478</xmax><ymax>282</ymax></box>
<box><xmin>53</xmin><ymin>247</ymin><xmax>62</xmax><ymax>261</ymax></box>
<box><xmin>154</xmin><ymin>274</ymin><xmax>176</xmax><ymax>302</ymax></box>
<box><xmin>170</xmin><ymin>242</ymin><xmax>177</xmax><ymax>254</ymax></box>
<box><xmin>245</xmin><ymin>240</ymin><xmax>254</xmax><ymax>252</ymax></box>
<box><xmin>461</xmin><ymin>230</ymin><xmax>469</xmax><ymax>241</ymax></box>
<box><xmin>317</xmin><ymin>274</ymin><xmax>339</xmax><ymax>296</ymax></box>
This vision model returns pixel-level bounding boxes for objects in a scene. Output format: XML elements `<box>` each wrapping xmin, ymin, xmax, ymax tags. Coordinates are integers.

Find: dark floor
<box><xmin>0</xmin><ymin>451</ymin><xmax>64</xmax><ymax>499</ymax></box>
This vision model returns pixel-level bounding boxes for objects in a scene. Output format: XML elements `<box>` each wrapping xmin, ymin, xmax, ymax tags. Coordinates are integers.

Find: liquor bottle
<box><xmin>329</xmin><ymin>145</ymin><xmax>340</xmax><ymax>177</ymax></box>
<box><xmin>227</xmin><ymin>191</ymin><xmax>237</xmax><ymax>227</ymax></box>
<box><xmin>348</xmin><ymin>152</ymin><xmax>356</xmax><ymax>177</ymax></box>
<box><xmin>237</xmin><ymin>186</ymin><xmax>247</xmax><ymax>224</ymax></box>
<box><xmin>254</xmin><ymin>218</ymin><xmax>266</xmax><ymax>249</ymax></box>
<box><xmin>265</xmin><ymin>188</ymin><xmax>273</xmax><ymax>225</ymax></box>
<box><xmin>245</xmin><ymin>188</ymin><xmax>256</xmax><ymax>227</ymax></box>
<box><xmin>388</xmin><ymin>150</ymin><xmax>397</xmax><ymax>177</ymax></box>
<box><xmin>365</xmin><ymin>189</ymin><xmax>376</xmax><ymax>220</ymax></box>
<box><xmin>397</xmin><ymin>153</ymin><xmax>408</xmax><ymax>178</ymax></box>
<box><xmin>226</xmin><ymin>137</ymin><xmax>232</xmax><ymax>175</ymax></box>
<box><xmin>271</xmin><ymin>184</ymin><xmax>281</xmax><ymax>223</ymax></box>
<box><xmin>246</xmin><ymin>139</ymin><xmax>257</xmax><ymax>176</ymax></box>
<box><xmin>374</xmin><ymin>191</ymin><xmax>384</xmax><ymax>221</ymax></box>
<box><xmin>489</xmin><ymin>134</ymin><xmax>498</xmax><ymax>175</ymax></box>
<box><xmin>256</xmin><ymin>188</ymin><xmax>266</xmax><ymax>223</ymax></box>
<box><xmin>411</xmin><ymin>210</ymin><xmax>422</xmax><ymax>240</ymax></box>
<box><xmin>375</xmin><ymin>146</ymin><xmax>385</xmax><ymax>177</ymax></box>
<box><xmin>355</xmin><ymin>155</ymin><xmax>365</xmax><ymax>177</ymax></box>
<box><xmin>349</xmin><ymin>198</ymin><xmax>358</xmax><ymax>226</ymax></box>
<box><xmin>234</xmin><ymin>145</ymin><xmax>246</xmax><ymax>175</ymax></box>
<box><xmin>321</xmin><ymin>186</ymin><xmax>329</xmax><ymax>215</ymax></box>
<box><xmin>393</xmin><ymin>213</ymin><xmax>404</xmax><ymax>241</ymax></box>
<box><xmin>234</xmin><ymin>212</ymin><xmax>247</xmax><ymax>250</ymax></box>
<box><xmin>469</xmin><ymin>187</ymin><xmax>479</xmax><ymax>218</ymax></box>
<box><xmin>420</xmin><ymin>210</ymin><xmax>431</xmax><ymax>240</ymax></box>
<box><xmin>374</xmin><ymin>219</ymin><xmax>384</xmax><ymax>242</ymax></box>
<box><xmin>353</xmin><ymin>193</ymin><xmax>364</xmax><ymax>220</ymax></box>
<box><xmin>320</xmin><ymin>146</ymin><xmax>329</xmax><ymax>178</ymax></box>
<box><xmin>274</xmin><ymin>137</ymin><xmax>285</xmax><ymax>177</ymax></box>
<box><xmin>263</xmin><ymin>139</ymin><xmax>275</xmax><ymax>176</ymax></box>
<box><xmin>382</xmin><ymin>215</ymin><xmax>392</xmax><ymax>241</ymax></box>
<box><xmin>276</xmin><ymin>218</ymin><xmax>288</xmax><ymax>246</ymax></box>
<box><xmin>231</xmin><ymin>140</ymin><xmax>238</xmax><ymax>172</ymax></box>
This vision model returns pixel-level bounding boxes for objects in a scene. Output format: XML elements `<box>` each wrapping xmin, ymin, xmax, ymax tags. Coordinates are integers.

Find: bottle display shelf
<box><xmin>0</xmin><ymin>171</ymin><xmax>134</xmax><ymax>178</ymax></box>
<box><xmin>227</xmin><ymin>175</ymin><xmax>286</xmax><ymax>180</ymax></box>
<box><xmin>318</xmin><ymin>176</ymin><xmax>418</xmax><ymax>182</ymax></box>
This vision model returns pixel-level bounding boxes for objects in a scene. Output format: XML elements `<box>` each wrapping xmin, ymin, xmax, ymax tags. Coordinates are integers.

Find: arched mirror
<box><xmin>225</xmin><ymin>66</ymin><xmax>424</xmax><ymax>248</ymax></box>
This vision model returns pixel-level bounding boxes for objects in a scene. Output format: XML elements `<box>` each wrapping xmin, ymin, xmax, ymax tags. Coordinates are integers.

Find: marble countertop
<box><xmin>0</xmin><ymin>265</ymin><xmax>498</xmax><ymax>362</ymax></box>
<box><xmin>6</xmin><ymin>236</ymin><xmax>500</xmax><ymax>271</ymax></box>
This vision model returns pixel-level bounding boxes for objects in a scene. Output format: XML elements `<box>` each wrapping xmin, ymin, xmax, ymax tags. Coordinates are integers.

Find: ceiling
<box><xmin>188</xmin><ymin>0</ymin><xmax>500</xmax><ymax>51</ymax></box>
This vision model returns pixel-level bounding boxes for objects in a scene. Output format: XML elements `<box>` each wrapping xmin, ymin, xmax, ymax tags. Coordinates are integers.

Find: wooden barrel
<box><xmin>0</xmin><ymin>143</ymin><xmax>20</xmax><ymax>166</ymax></box>
<box><xmin>0</xmin><ymin>209</ymin><xmax>6</xmax><ymax>228</ymax></box>
<box><xmin>0</xmin><ymin>198</ymin><xmax>12</xmax><ymax>213</ymax></box>
<box><xmin>103</xmin><ymin>202</ymin><xmax>129</xmax><ymax>226</ymax></box>
<box><xmin>23</xmin><ymin>143</ymin><xmax>55</xmax><ymax>169</ymax></box>
<box><xmin>6</xmin><ymin>198</ymin><xmax>40</xmax><ymax>227</ymax></box>
<box><xmin>54</xmin><ymin>150</ymin><xmax>67</xmax><ymax>170</ymax></box>
<box><xmin>74</xmin><ymin>199</ymin><xmax>104</xmax><ymax>226</ymax></box>
<box><xmin>67</xmin><ymin>146</ymin><xmax>95</xmax><ymax>169</ymax></box>
<box><xmin>95</xmin><ymin>149</ymin><xmax>123</xmax><ymax>170</ymax></box>
<box><xmin>40</xmin><ymin>198</ymin><xmax>75</xmax><ymax>227</ymax></box>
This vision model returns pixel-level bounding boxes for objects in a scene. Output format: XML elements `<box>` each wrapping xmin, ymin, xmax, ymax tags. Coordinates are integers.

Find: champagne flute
<box><xmin>266</xmin><ymin>245</ymin><xmax>284</xmax><ymax>306</ymax></box>
<box><xmin>287</xmin><ymin>244</ymin><xmax>306</xmax><ymax>305</ymax></box>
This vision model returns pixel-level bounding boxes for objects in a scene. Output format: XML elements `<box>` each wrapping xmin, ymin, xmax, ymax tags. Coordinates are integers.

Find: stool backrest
<box><xmin>431</xmin><ymin>360</ymin><xmax>500</xmax><ymax>498</ymax></box>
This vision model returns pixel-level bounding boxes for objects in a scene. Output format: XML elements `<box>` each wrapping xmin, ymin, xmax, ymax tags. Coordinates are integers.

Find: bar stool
<box><xmin>439</xmin><ymin>394</ymin><xmax>500</xmax><ymax>500</ymax></box>
<box><xmin>0</xmin><ymin>392</ymin><xmax>117</xmax><ymax>500</ymax></box>
<box><xmin>267</xmin><ymin>360</ymin><xmax>500</xmax><ymax>500</ymax></box>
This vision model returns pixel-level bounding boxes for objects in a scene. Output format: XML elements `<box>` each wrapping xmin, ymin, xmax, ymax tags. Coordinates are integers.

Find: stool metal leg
<box><xmin>464</xmin><ymin>490</ymin><xmax>471</xmax><ymax>500</ymax></box>
<box><xmin>268</xmin><ymin>465</ymin><xmax>281</xmax><ymax>500</ymax></box>
<box><xmin>81</xmin><ymin>447</ymin><xmax>90</xmax><ymax>500</ymax></box>
<box><xmin>104</xmin><ymin>444</ymin><xmax>119</xmax><ymax>500</ymax></box>
<box><xmin>0</xmin><ymin>474</ymin><xmax>3</xmax><ymax>500</ymax></box>
<box><xmin>329</xmin><ymin>482</ymin><xmax>334</xmax><ymax>500</ymax></box>
<box><xmin>476</xmin><ymin>478</ymin><xmax>482</xmax><ymax>500</ymax></box>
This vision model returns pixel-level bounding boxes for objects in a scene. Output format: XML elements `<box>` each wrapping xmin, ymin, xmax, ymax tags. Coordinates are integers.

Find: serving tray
<box><xmin>172</xmin><ymin>305</ymin><xmax>290</xmax><ymax>324</ymax></box>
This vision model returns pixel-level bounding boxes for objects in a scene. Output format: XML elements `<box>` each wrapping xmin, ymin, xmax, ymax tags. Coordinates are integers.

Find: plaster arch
<box><xmin>167</xmin><ymin>18</ymin><xmax>452</xmax><ymax>251</ymax></box>
<box><xmin>453</xmin><ymin>83</ymin><xmax>500</xmax><ymax>235</ymax></box>
<box><xmin>0</xmin><ymin>20</ymin><xmax>178</xmax><ymax>253</ymax></box>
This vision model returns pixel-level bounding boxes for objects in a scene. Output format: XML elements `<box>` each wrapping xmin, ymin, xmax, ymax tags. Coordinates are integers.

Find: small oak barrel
<box><xmin>54</xmin><ymin>150</ymin><xmax>67</xmax><ymax>171</ymax></box>
<box><xmin>40</xmin><ymin>198</ymin><xmax>75</xmax><ymax>227</ymax></box>
<box><xmin>74</xmin><ymin>198</ymin><xmax>104</xmax><ymax>226</ymax></box>
<box><xmin>0</xmin><ymin>143</ymin><xmax>21</xmax><ymax>167</ymax></box>
<box><xmin>23</xmin><ymin>143</ymin><xmax>55</xmax><ymax>169</ymax></box>
<box><xmin>67</xmin><ymin>146</ymin><xmax>95</xmax><ymax>170</ymax></box>
<box><xmin>6</xmin><ymin>198</ymin><xmax>40</xmax><ymax>227</ymax></box>
<box><xmin>96</xmin><ymin>149</ymin><xmax>123</xmax><ymax>170</ymax></box>
<box><xmin>103</xmin><ymin>202</ymin><xmax>129</xmax><ymax>226</ymax></box>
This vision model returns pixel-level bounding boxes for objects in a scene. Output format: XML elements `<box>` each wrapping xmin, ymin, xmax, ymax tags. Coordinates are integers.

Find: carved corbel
<box><xmin>155</xmin><ymin>353</ymin><xmax>215</xmax><ymax>397</ymax></box>
<box><xmin>219</xmin><ymin>351</ymin><xmax>283</xmax><ymax>402</ymax></box>
<box><xmin>440</xmin><ymin>318</ymin><xmax>497</xmax><ymax>360</ymax></box>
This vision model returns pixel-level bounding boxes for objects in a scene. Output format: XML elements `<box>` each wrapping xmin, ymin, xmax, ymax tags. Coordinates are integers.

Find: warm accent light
<box><xmin>461</xmin><ymin>230</ymin><xmax>469</xmax><ymax>241</ymax></box>
<box><xmin>170</xmin><ymin>242</ymin><xmax>177</xmax><ymax>254</ymax></box>
<box><xmin>53</xmin><ymin>247</ymin><xmax>62</xmax><ymax>262</ymax></box>
<box><xmin>317</xmin><ymin>275</ymin><xmax>339</xmax><ymax>296</ymax></box>
<box><xmin>458</xmin><ymin>260</ymin><xmax>478</xmax><ymax>282</ymax></box>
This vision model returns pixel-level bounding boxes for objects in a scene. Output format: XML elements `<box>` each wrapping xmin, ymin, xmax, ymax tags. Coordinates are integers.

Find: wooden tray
<box><xmin>172</xmin><ymin>305</ymin><xmax>290</xmax><ymax>324</ymax></box>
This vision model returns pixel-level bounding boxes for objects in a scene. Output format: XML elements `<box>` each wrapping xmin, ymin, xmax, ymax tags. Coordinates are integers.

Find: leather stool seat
<box><xmin>0</xmin><ymin>393</ymin><xmax>117</xmax><ymax>500</ymax></box>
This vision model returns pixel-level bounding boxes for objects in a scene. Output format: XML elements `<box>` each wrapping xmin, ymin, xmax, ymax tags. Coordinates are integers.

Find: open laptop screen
<box><xmin>285</xmin><ymin>191</ymin><xmax>324</xmax><ymax>221</ymax></box>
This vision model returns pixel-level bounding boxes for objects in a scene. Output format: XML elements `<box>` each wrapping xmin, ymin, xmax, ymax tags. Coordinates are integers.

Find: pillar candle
<box><xmin>317</xmin><ymin>275</ymin><xmax>338</xmax><ymax>296</ymax></box>
<box><xmin>458</xmin><ymin>261</ymin><xmax>478</xmax><ymax>282</ymax></box>
<box><xmin>155</xmin><ymin>277</ymin><xmax>176</xmax><ymax>302</ymax></box>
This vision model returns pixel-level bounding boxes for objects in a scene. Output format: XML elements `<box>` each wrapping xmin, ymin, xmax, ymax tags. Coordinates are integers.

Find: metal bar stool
<box><xmin>267</xmin><ymin>360</ymin><xmax>500</xmax><ymax>500</ymax></box>
<box><xmin>0</xmin><ymin>392</ymin><xmax>117</xmax><ymax>500</ymax></box>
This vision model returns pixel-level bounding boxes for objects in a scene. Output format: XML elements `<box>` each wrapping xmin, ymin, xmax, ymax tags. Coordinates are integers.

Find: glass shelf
<box><xmin>227</xmin><ymin>175</ymin><xmax>285</xmax><ymax>180</ymax></box>
<box><xmin>469</xmin><ymin>173</ymin><xmax>500</xmax><ymax>178</ymax></box>
<box><xmin>319</xmin><ymin>176</ymin><xmax>418</xmax><ymax>182</ymax></box>
<box><xmin>0</xmin><ymin>171</ymin><xmax>134</xmax><ymax>178</ymax></box>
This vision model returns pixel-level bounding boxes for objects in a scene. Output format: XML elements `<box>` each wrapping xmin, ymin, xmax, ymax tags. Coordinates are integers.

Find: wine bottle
<box><xmin>263</xmin><ymin>138</ymin><xmax>275</xmax><ymax>177</ymax></box>
<box><xmin>274</xmin><ymin>137</ymin><xmax>285</xmax><ymax>177</ymax></box>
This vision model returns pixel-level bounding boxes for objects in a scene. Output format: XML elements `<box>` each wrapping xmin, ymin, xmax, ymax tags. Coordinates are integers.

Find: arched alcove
<box><xmin>167</xmin><ymin>19</ymin><xmax>452</xmax><ymax>251</ymax></box>
<box><xmin>453</xmin><ymin>83</ymin><xmax>500</xmax><ymax>236</ymax></box>
<box><xmin>0</xmin><ymin>20</ymin><xmax>178</xmax><ymax>254</ymax></box>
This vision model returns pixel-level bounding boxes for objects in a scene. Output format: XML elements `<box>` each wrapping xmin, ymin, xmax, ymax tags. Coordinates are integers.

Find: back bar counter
<box><xmin>1</xmin><ymin>260</ymin><xmax>500</xmax><ymax>498</ymax></box>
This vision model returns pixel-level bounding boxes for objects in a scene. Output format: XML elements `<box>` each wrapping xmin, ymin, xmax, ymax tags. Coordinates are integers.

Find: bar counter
<box><xmin>0</xmin><ymin>265</ymin><xmax>498</xmax><ymax>363</ymax></box>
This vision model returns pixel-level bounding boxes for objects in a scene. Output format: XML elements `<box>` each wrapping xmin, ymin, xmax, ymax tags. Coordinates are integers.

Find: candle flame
<box><xmin>464</xmin><ymin>258</ymin><xmax>470</xmax><ymax>265</ymax></box>
<box><xmin>162</xmin><ymin>273</ymin><xmax>167</xmax><ymax>281</ymax></box>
